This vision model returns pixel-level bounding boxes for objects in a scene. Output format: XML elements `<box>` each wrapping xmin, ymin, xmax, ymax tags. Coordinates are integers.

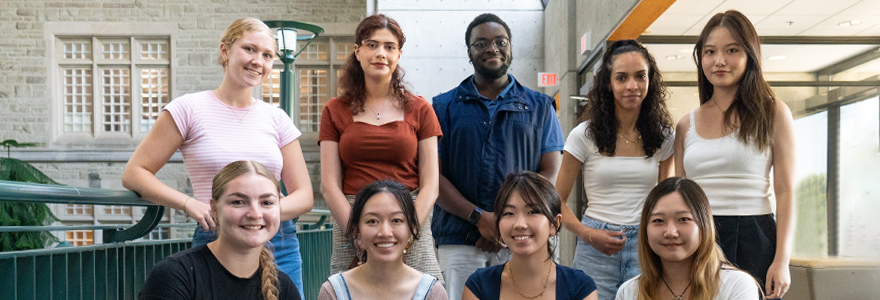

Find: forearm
<box><xmin>437</xmin><ymin>174</ymin><xmax>477</xmax><ymax>220</ymax></box>
<box><xmin>414</xmin><ymin>187</ymin><xmax>438</xmax><ymax>226</ymax></box>
<box><xmin>280</xmin><ymin>188</ymin><xmax>314</xmax><ymax>221</ymax></box>
<box><xmin>773</xmin><ymin>191</ymin><xmax>794</xmax><ymax>262</ymax></box>
<box><xmin>321</xmin><ymin>185</ymin><xmax>351</xmax><ymax>228</ymax></box>
<box><xmin>122</xmin><ymin>166</ymin><xmax>191</xmax><ymax>209</ymax></box>
<box><xmin>537</xmin><ymin>151</ymin><xmax>562</xmax><ymax>184</ymax></box>
<box><xmin>561</xmin><ymin>203</ymin><xmax>590</xmax><ymax>239</ymax></box>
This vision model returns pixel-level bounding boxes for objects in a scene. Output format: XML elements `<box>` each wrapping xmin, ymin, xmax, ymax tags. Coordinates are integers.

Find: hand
<box><xmin>475</xmin><ymin>211</ymin><xmax>497</xmax><ymax>241</ymax></box>
<box><xmin>475</xmin><ymin>237</ymin><xmax>503</xmax><ymax>253</ymax></box>
<box><xmin>765</xmin><ymin>260</ymin><xmax>791</xmax><ymax>299</ymax></box>
<box><xmin>580</xmin><ymin>228</ymin><xmax>625</xmax><ymax>256</ymax></box>
<box><xmin>184</xmin><ymin>199</ymin><xmax>216</xmax><ymax>231</ymax></box>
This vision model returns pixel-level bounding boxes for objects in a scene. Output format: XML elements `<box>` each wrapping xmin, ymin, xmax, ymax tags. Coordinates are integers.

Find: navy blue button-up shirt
<box><xmin>432</xmin><ymin>75</ymin><xmax>564</xmax><ymax>246</ymax></box>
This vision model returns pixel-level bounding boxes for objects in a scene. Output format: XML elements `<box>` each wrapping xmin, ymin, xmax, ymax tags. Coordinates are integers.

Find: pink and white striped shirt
<box><xmin>164</xmin><ymin>90</ymin><xmax>301</xmax><ymax>203</ymax></box>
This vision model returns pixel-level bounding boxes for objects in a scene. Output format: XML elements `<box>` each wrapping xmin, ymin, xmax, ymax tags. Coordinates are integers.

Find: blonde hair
<box><xmin>211</xmin><ymin>160</ymin><xmax>282</xmax><ymax>300</ymax></box>
<box><xmin>218</xmin><ymin>17</ymin><xmax>274</xmax><ymax>68</ymax></box>
<box><xmin>637</xmin><ymin>178</ymin><xmax>729</xmax><ymax>300</ymax></box>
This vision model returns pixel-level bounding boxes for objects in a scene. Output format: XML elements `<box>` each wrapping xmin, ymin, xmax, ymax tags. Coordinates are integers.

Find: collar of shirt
<box><xmin>466</xmin><ymin>74</ymin><xmax>516</xmax><ymax>102</ymax></box>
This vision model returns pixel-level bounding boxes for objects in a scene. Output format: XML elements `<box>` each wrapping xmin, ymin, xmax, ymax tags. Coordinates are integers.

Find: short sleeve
<box><xmin>720</xmin><ymin>270</ymin><xmax>760</xmax><ymax>300</ymax></box>
<box><xmin>138</xmin><ymin>257</ymin><xmax>192</xmax><ymax>300</ymax></box>
<box><xmin>540</xmin><ymin>97</ymin><xmax>565</xmax><ymax>154</ymax></box>
<box><xmin>318</xmin><ymin>98</ymin><xmax>345</xmax><ymax>144</ymax></box>
<box><xmin>274</xmin><ymin>107</ymin><xmax>302</xmax><ymax>148</ymax></box>
<box><xmin>432</xmin><ymin>96</ymin><xmax>448</xmax><ymax>158</ymax></box>
<box><xmin>615</xmin><ymin>276</ymin><xmax>639</xmax><ymax>300</ymax></box>
<box><xmin>413</xmin><ymin>96</ymin><xmax>443</xmax><ymax>141</ymax></box>
<box><xmin>277</xmin><ymin>271</ymin><xmax>302</xmax><ymax>300</ymax></box>
<box><xmin>565</xmin><ymin>267</ymin><xmax>597</xmax><ymax>299</ymax></box>
<box><xmin>658</xmin><ymin>130</ymin><xmax>674</xmax><ymax>161</ymax></box>
<box><xmin>563</xmin><ymin>121</ymin><xmax>591</xmax><ymax>163</ymax></box>
<box><xmin>464</xmin><ymin>270</ymin><xmax>486</xmax><ymax>299</ymax></box>
<box><xmin>162</xmin><ymin>95</ymin><xmax>193</xmax><ymax>141</ymax></box>
<box><xmin>425</xmin><ymin>281</ymin><xmax>449</xmax><ymax>300</ymax></box>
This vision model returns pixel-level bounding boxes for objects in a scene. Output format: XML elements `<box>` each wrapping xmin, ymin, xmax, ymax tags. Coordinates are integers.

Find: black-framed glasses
<box><xmin>469</xmin><ymin>37</ymin><xmax>510</xmax><ymax>51</ymax></box>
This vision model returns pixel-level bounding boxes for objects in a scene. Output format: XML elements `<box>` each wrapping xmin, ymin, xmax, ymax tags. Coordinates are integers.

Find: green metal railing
<box><xmin>0</xmin><ymin>180</ymin><xmax>333</xmax><ymax>300</ymax></box>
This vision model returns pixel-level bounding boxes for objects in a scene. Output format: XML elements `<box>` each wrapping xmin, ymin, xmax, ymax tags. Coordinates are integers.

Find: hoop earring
<box><xmin>403</xmin><ymin>238</ymin><xmax>413</xmax><ymax>254</ymax></box>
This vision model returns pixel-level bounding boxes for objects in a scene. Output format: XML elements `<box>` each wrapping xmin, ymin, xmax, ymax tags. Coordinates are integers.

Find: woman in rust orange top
<box><xmin>318</xmin><ymin>14</ymin><xmax>443</xmax><ymax>281</ymax></box>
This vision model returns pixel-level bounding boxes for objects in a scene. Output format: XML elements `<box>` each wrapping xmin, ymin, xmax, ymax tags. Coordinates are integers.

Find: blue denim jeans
<box><xmin>571</xmin><ymin>215</ymin><xmax>640</xmax><ymax>300</ymax></box>
<box><xmin>192</xmin><ymin>219</ymin><xmax>303</xmax><ymax>297</ymax></box>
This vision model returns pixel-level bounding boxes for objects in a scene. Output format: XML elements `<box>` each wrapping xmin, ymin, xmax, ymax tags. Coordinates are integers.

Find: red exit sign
<box><xmin>538</xmin><ymin>72</ymin><xmax>558</xmax><ymax>87</ymax></box>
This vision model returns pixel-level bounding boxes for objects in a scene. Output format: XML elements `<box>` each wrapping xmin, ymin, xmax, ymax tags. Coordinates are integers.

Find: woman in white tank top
<box><xmin>556</xmin><ymin>39</ymin><xmax>673</xmax><ymax>300</ymax></box>
<box><xmin>673</xmin><ymin>10</ymin><xmax>796</xmax><ymax>299</ymax></box>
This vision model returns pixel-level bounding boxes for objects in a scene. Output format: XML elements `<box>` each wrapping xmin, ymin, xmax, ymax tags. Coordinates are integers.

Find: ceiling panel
<box><xmin>774</xmin><ymin>0</ymin><xmax>862</xmax><ymax>16</ymax></box>
<box><xmin>712</xmin><ymin>0</ymin><xmax>794</xmax><ymax>15</ymax></box>
<box><xmin>838</xmin><ymin>0</ymin><xmax>880</xmax><ymax>16</ymax></box>
<box><xmin>662</xmin><ymin>0</ymin><xmax>724</xmax><ymax>15</ymax></box>
<box><xmin>755</xmin><ymin>15</ymin><xmax>828</xmax><ymax>31</ymax></box>
<box><xmin>645</xmin><ymin>43</ymin><xmax>876</xmax><ymax>73</ymax></box>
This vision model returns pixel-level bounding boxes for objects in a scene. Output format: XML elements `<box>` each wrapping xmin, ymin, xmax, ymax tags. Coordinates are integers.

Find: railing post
<box><xmin>103</xmin><ymin>205</ymin><xmax>165</xmax><ymax>243</ymax></box>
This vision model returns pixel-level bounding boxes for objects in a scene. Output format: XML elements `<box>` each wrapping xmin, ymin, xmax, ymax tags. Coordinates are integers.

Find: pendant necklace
<box><xmin>619</xmin><ymin>132</ymin><xmax>641</xmax><ymax>144</ymax></box>
<box><xmin>224</xmin><ymin>98</ymin><xmax>255</xmax><ymax>124</ymax></box>
<box><xmin>366</xmin><ymin>99</ymin><xmax>393</xmax><ymax>120</ymax></box>
<box><xmin>712</xmin><ymin>98</ymin><xmax>728</xmax><ymax>116</ymax></box>
<box><xmin>661</xmin><ymin>277</ymin><xmax>691</xmax><ymax>300</ymax></box>
<box><xmin>508</xmin><ymin>260</ymin><xmax>552</xmax><ymax>299</ymax></box>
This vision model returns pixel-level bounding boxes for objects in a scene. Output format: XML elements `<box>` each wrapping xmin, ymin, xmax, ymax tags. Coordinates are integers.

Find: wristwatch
<box><xmin>468</xmin><ymin>207</ymin><xmax>484</xmax><ymax>225</ymax></box>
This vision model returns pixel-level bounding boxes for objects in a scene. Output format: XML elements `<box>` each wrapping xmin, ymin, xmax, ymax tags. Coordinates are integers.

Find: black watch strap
<box><xmin>468</xmin><ymin>208</ymin><xmax>484</xmax><ymax>225</ymax></box>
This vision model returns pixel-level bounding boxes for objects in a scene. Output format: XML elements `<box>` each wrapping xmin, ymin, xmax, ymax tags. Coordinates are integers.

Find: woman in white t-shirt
<box><xmin>556</xmin><ymin>39</ymin><xmax>673</xmax><ymax>300</ymax></box>
<box><xmin>123</xmin><ymin>18</ymin><xmax>313</xmax><ymax>295</ymax></box>
<box><xmin>615</xmin><ymin>177</ymin><xmax>759</xmax><ymax>300</ymax></box>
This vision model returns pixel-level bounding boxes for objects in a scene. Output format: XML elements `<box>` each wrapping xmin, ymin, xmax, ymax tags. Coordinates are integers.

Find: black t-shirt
<box><xmin>139</xmin><ymin>245</ymin><xmax>300</xmax><ymax>300</ymax></box>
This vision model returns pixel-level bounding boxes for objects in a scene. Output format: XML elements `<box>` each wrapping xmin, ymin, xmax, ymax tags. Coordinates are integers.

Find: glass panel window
<box><xmin>67</xmin><ymin>230</ymin><xmax>94</xmax><ymax>246</ymax></box>
<box><xmin>261</xmin><ymin>69</ymin><xmax>282</xmax><ymax>108</ymax></box>
<box><xmin>299</xmin><ymin>69</ymin><xmax>328</xmax><ymax>132</ymax></box>
<box><xmin>300</xmin><ymin>41</ymin><xmax>329</xmax><ymax>60</ymax></box>
<box><xmin>838</xmin><ymin>97</ymin><xmax>880</xmax><ymax>258</ymax></box>
<box><xmin>66</xmin><ymin>204</ymin><xmax>93</xmax><ymax>215</ymax></box>
<box><xmin>140</xmin><ymin>68</ymin><xmax>169</xmax><ymax>132</ymax></box>
<box><xmin>140</xmin><ymin>40</ymin><xmax>169</xmax><ymax>60</ymax></box>
<box><xmin>102</xmin><ymin>68</ymin><xmax>131</xmax><ymax>132</ymax></box>
<box><xmin>793</xmin><ymin>111</ymin><xmax>828</xmax><ymax>257</ymax></box>
<box><xmin>63</xmin><ymin>41</ymin><xmax>91</xmax><ymax>59</ymax></box>
<box><xmin>102</xmin><ymin>205</ymin><xmax>132</xmax><ymax>216</ymax></box>
<box><xmin>144</xmin><ymin>227</ymin><xmax>170</xmax><ymax>240</ymax></box>
<box><xmin>101</xmin><ymin>41</ymin><xmax>129</xmax><ymax>60</ymax></box>
<box><xmin>63</xmin><ymin>68</ymin><xmax>93</xmax><ymax>132</ymax></box>
<box><xmin>336</xmin><ymin>42</ymin><xmax>354</xmax><ymax>60</ymax></box>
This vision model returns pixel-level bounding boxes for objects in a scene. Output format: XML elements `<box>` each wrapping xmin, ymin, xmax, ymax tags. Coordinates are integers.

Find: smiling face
<box><xmin>700</xmin><ymin>27</ymin><xmax>747</xmax><ymax>92</ymax></box>
<box><xmin>646</xmin><ymin>191</ymin><xmax>700</xmax><ymax>266</ymax></box>
<box><xmin>356</xmin><ymin>192</ymin><xmax>412</xmax><ymax>264</ymax></box>
<box><xmin>498</xmin><ymin>191</ymin><xmax>560</xmax><ymax>257</ymax></box>
<box><xmin>213</xmin><ymin>173</ymin><xmax>281</xmax><ymax>250</ymax></box>
<box><xmin>220</xmin><ymin>30</ymin><xmax>275</xmax><ymax>89</ymax></box>
<box><xmin>468</xmin><ymin>22</ymin><xmax>512</xmax><ymax>80</ymax></box>
<box><xmin>355</xmin><ymin>28</ymin><xmax>401</xmax><ymax>81</ymax></box>
<box><xmin>609</xmin><ymin>51</ymin><xmax>649</xmax><ymax>113</ymax></box>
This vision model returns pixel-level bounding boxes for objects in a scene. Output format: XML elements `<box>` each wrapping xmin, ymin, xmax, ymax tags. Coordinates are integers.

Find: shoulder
<box><xmin>325</xmin><ymin>97</ymin><xmax>349</xmax><ymax>111</ymax></box>
<box><xmin>772</xmin><ymin>98</ymin><xmax>794</xmax><ymax>122</ymax></box>
<box><xmin>276</xmin><ymin>271</ymin><xmax>302</xmax><ymax>300</ymax></box>
<box><xmin>408</xmin><ymin>95</ymin><xmax>433</xmax><ymax>112</ymax></box>
<box><xmin>467</xmin><ymin>264</ymin><xmax>504</xmax><ymax>284</ymax></box>
<box><xmin>426</xmin><ymin>280</ymin><xmax>448</xmax><ymax>300</ymax></box>
<box><xmin>720</xmin><ymin>268</ymin><xmax>759</xmax><ymax>287</ymax></box>
<box><xmin>616</xmin><ymin>275</ymin><xmax>640</xmax><ymax>299</ymax></box>
<box><xmin>319</xmin><ymin>280</ymin><xmax>339</xmax><ymax>300</ymax></box>
<box><xmin>432</xmin><ymin>87</ymin><xmax>460</xmax><ymax>105</ymax></box>
<box><xmin>558</xmin><ymin>265</ymin><xmax>596</xmax><ymax>292</ymax></box>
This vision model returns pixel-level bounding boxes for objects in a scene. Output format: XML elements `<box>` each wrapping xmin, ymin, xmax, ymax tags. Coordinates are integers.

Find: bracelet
<box><xmin>182</xmin><ymin>197</ymin><xmax>191</xmax><ymax>211</ymax></box>
<box><xmin>588</xmin><ymin>229</ymin><xmax>594</xmax><ymax>245</ymax></box>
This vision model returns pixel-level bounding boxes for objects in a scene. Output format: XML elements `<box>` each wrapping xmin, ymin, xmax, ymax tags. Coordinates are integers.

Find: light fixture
<box><xmin>666</xmin><ymin>55</ymin><xmax>687</xmax><ymax>60</ymax></box>
<box><xmin>261</xmin><ymin>20</ymin><xmax>323</xmax><ymax>122</ymax></box>
<box><xmin>277</xmin><ymin>28</ymin><xmax>297</xmax><ymax>51</ymax></box>
<box><xmin>839</xmin><ymin>20</ymin><xmax>863</xmax><ymax>27</ymax></box>
<box><xmin>768</xmin><ymin>55</ymin><xmax>787</xmax><ymax>60</ymax></box>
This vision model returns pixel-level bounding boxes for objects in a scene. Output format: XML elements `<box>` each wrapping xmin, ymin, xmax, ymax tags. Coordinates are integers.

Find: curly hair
<box><xmin>694</xmin><ymin>10</ymin><xmax>776</xmax><ymax>152</ymax></box>
<box><xmin>338</xmin><ymin>14</ymin><xmax>412</xmax><ymax>115</ymax></box>
<box><xmin>584</xmin><ymin>39</ymin><xmax>672</xmax><ymax>157</ymax></box>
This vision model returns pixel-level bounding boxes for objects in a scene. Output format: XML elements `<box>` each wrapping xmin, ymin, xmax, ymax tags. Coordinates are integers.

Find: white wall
<box><xmin>377</xmin><ymin>0</ymin><xmax>546</xmax><ymax>99</ymax></box>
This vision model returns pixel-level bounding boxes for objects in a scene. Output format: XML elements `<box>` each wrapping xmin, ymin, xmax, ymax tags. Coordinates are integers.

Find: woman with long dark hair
<box><xmin>555</xmin><ymin>39</ymin><xmax>673</xmax><ymax>300</ymax></box>
<box><xmin>615</xmin><ymin>177</ymin><xmax>760</xmax><ymax>300</ymax></box>
<box><xmin>673</xmin><ymin>10</ymin><xmax>795</xmax><ymax>299</ymax></box>
<box><xmin>319</xmin><ymin>14</ymin><xmax>442</xmax><ymax>280</ymax></box>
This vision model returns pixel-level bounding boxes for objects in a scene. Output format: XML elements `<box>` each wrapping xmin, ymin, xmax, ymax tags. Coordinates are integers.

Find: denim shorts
<box><xmin>192</xmin><ymin>219</ymin><xmax>303</xmax><ymax>297</ymax></box>
<box><xmin>571</xmin><ymin>215</ymin><xmax>640</xmax><ymax>300</ymax></box>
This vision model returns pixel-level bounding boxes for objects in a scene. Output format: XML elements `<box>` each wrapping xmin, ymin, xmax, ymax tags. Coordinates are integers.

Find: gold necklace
<box><xmin>225</xmin><ymin>99</ymin><xmax>255</xmax><ymax>123</ymax></box>
<box><xmin>661</xmin><ymin>277</ymin><xmax>692</xmax><ymax>300</ymax></box>
<box><xmin>712</xmin><ymin>98</ymin><xmax>728</xmax><ymax>116</ymax></box>
<box><xmin>619</xmin><ymin>132</ymin><xmax>641</xmax><ymax>144</ymax></box>
<box><xmin>508</xmin><ymin>261</ymin><xmax>552</xmax><ymax>300</ymax></box>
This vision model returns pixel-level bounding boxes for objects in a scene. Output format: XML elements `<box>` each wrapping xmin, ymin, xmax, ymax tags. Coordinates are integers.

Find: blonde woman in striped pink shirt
<box><xmin>123</xmin><ymin>18</ymin><xmax>313</xmax><ymax>296</ymax></box>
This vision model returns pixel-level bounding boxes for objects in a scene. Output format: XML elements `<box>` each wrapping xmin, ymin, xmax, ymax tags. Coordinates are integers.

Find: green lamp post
<box><xmin>262</xmin><ymin>20</ymin><xmax>324</xmax><ymax>122</ymax></box>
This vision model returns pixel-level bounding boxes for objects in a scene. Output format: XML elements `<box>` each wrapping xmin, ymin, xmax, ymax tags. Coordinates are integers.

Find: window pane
<box><xmin>63</xmin><ymin>68</ymin><xmax>93</xmax><ymax>132</ymax></box>
<box><xmin>336</xmin><ymin>42</ymin><xmax>354</xmax><ymax>60</ymax></box>
<box><xmin>140</xmin><ymin>68</ymin><xmax>169</xmax><ymax>132</ymax></box>
<box><xmin>140</xmin><ymin>40</ymin><xmax>169</xmax><ymax>60</ymax></box>
<box><xmin>838</xmin><ymin>97</ymin><xmax>880</xmax><ymax>258</ymax></box>
<box><xmin>299</xmin><ymin>69</ymin><xmax>328</xmax><ymax>132</ymax></box>
<box><xmin>66</xmin><ymin>230</ymin><xmax>94</xmax><ymax>246</ymax></box>
<box><xmin>261</xmin><ymin>69</ymin><xmax>282</xmax><ymax>108</ymax></box>
<box><xmin>102</xmin><ymin>68</ymin><xmax>131</xmax><ymax>133</ymax></box>
<box><xmin>101</xmin><ymin>41</ymin><xmax>130</xmax><ymax>60</ymax></box>
<box><xmin>65</xmin><ymin>204</ymin><xmax>93</xmax><ymax>215</ymax></box>
<box><xmin>793</xmin><ymin>111</ymin><xmax>828</xmax><ymax>257</ymax></box>
<box><xmin>300</xmin><ymin>41</ymin><xmax>329</xmax><ymax>60</ymax></box>
<box><xmin>63</xmin><ymin>41</ymin><xmax>91</xmax><ymax>59</ymax></box>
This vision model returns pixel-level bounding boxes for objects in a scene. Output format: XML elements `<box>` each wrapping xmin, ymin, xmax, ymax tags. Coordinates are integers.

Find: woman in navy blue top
<box><xmin>463</xmin><ymin>171</ymin><xmax>598</xmax><ymax>300</ymax></box>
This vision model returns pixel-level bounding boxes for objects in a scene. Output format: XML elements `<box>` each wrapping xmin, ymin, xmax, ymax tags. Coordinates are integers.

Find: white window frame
<box><xmin>46</xmin><ymin>22</ymin><xmax>177</xmax><ymax>144</ymax></box>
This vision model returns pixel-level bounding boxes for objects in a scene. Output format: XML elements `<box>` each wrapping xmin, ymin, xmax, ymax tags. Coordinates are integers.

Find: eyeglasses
<box><xmin>469</xmin><ymin>37</ymin><xmax>510</xmax><ymax>51</ymax></box>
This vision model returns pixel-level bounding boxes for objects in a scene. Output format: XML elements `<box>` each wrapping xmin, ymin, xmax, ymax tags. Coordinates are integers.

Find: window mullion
<box><xmin>91</xmin><ymin>36</ymin><xmax>101</xmax><ymax>136</ymax></box>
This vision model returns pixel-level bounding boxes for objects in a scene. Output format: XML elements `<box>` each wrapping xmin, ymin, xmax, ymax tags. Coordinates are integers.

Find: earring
<box><xmin>403</xmin><ymin>238</ymin><xmax>413</xmax><ymax>254</ymax></box>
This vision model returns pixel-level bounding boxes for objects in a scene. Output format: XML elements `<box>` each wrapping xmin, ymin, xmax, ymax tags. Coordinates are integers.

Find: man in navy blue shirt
<box><xmin>431</xmin><ymin>13</ymin><xmax>564</xmax><ymax>300</ymax></box>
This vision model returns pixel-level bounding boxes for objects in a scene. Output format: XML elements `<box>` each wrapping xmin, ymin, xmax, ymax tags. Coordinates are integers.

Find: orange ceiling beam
<box><xmin>608</xmin><ymin>0</ymin><xmax>676</xmax><ymax>41</ymax></box>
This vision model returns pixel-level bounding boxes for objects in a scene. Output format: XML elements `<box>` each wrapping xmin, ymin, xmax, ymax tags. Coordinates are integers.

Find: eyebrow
<box><xmin>363</xmin><ymin>211</ymin><xmax>405</xmax><ymax>217</ymax></box>
<box><xmin>364</xmin><ymin>39</ymin><xmax>398</xmax><ymax>46</ymax></box>
<box><xmin>226</xmin><ymin>192</ymin><xmax>278</xmax><ymax>199</ymax></box>
<box><xmin>650</xmin><ymin>211</ymin><xmax>692</xmax><ymax>216</ymax></box>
